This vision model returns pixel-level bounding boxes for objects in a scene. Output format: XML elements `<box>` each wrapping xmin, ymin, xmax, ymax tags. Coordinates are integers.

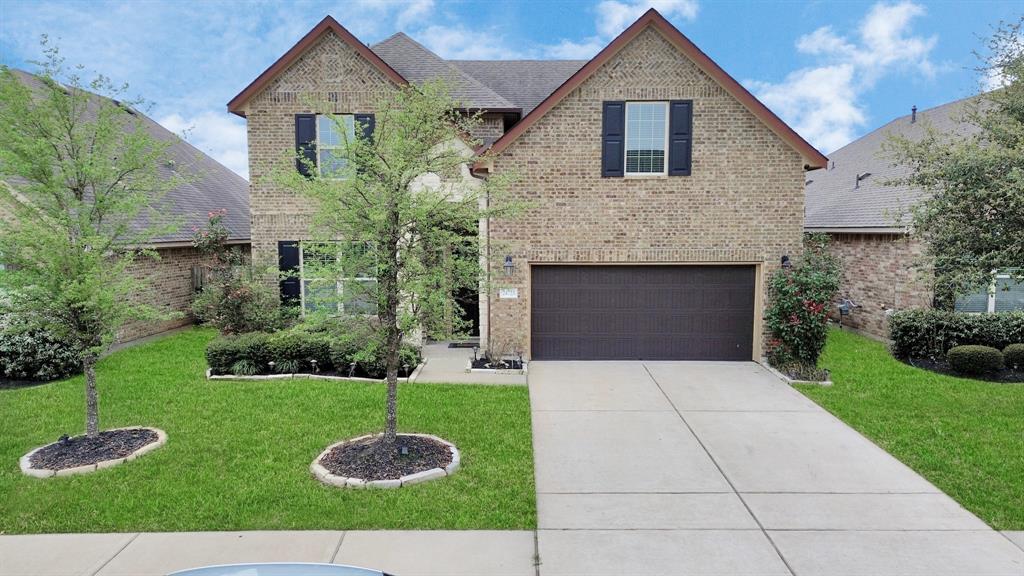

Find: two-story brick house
<box><xmin>229</xmin><ymin>9</ymin><xmax>826</xmax><ymax>361</ymax></box>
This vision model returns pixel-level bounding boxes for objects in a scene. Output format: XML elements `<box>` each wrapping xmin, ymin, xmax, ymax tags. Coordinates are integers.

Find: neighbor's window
<box><xmin>954</xmin><ymin>271</ymin><xmax>1024</xmax><ymax>313</ymax></box>
<box><xmin>299</xmin><ymin>241</ymin><xmax>378</xmax><ymax>315</ymax></box>
<box><xmin>625</xmin><ymin>102</ymin><xmax>668</xmax><ymax>175</ymax></box>
<box><xmin>317</xmin><ymin>114</ymin><xmax>355</xmax><ymax>178</ymax></box>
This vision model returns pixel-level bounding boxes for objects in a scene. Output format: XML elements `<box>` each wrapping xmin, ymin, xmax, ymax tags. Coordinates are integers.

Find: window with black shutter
<box><xmin>601</xmin><ymin>101</ymin><xmax>625</xmax><ymax>177</ymax></box>
<box><xmin>668</xmin><ymin>100</ymin><xmax>692</xmax><ymax>176</ymax></box>
<box><xmin>602</xmin><ymin>100</ymin><xmax>693</xmax><ymax>177</ymax></box>
<box><xmin>294</xmin><ymin>115</ymin><xmax>316</xmax><ymax>178</ymax></box>
<box><xmin>278</xmin><ymin>241</ymin><xmax>301</xmax><ymax>305</ymax></box>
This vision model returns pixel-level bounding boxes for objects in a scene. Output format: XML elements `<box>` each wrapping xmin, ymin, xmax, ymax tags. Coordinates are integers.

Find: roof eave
<box><xmin>227</xmin><ymin>16</ymin><xmax>408</xmax><ymax>117</ymax></box>
<box><xmin>804</xmin><ymin>226</ymin><xmax>908</xmax><ymax>234</ymax></box>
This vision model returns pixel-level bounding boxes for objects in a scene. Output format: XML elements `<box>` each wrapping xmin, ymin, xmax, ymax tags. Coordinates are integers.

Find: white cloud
<box><xmin>595</xmin><ymin>0</ymin><xmax>698</xmax><ymax>38</ymax></box>
<box><xmin>416</xmin><ymin>25</ymin><xmax>522</xmax><ymax>60</ymax></box>
<box><xmin>541</xmin><ymin>0</ymin><xmax>698</xmax><ymax>60</ymax></box>
<box><xmin>159</xmin><ymin>111</ymin><xmax>249</xmax><ymax>178</ymax></box>
<box><xmin>749</xmin><ymin>1</ymin><xmax>938</xmax><ymax>153</ymax></box>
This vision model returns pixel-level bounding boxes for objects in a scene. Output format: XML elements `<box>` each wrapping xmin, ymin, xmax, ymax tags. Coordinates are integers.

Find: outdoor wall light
<box><xmin>781</xmin><ymin>255</ymin><xmax>792</xmax><ymax>269</ymax></box>
<box><xmin>503</xmin><ymin>255</ymin><xmax>515</xmax><ymax>277</ymax></box>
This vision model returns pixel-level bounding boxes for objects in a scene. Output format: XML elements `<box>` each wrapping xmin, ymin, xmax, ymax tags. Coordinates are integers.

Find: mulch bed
<box><xmin>470</xmin><ymin>358</ymin><xmax>524</xmax><ymax>370</ymax></box>
<box><xmin>904</xmin><ymin>358</ymin><xmax>1024</xmax><ymax>383</ymax></box>
<box><xmin>319</xmin><ymin>434</ymin><xmax>452</xmax><ymax>481</ymax></box>
<box><xmin>29</xmin><ymin>428</ymin><xmax>159</xmax><ymax>471</ymax></box>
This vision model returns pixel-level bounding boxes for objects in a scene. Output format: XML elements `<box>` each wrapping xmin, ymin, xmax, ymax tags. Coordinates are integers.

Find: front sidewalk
<box><xmin>0</xmin><ymin>530</ymin><xmax>536</xmax><ymax>576</ymax></box>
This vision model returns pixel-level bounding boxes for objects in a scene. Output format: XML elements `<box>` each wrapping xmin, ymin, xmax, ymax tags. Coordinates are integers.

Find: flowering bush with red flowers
<box><xmin>766</xmin><ymin>234</ymin><xmax>841</xmax><ymax>369</ymax></box>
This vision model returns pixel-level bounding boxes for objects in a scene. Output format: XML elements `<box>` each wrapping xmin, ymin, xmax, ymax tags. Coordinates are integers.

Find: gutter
<box><xmin>804</xmin><ymin>227</ymin><xmax>908</xmax><ymax>235</ymax></box>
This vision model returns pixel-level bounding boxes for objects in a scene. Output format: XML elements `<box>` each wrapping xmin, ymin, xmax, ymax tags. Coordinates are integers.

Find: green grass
<box><xmin>0</xmin><ymin>328</ymin><xmax>536</xmax><ymax>534</ymax></box>
<box><xmin>796</xmin><ymin>329</ymin><xmax>1024</xmax><ymax>530</ymax></box>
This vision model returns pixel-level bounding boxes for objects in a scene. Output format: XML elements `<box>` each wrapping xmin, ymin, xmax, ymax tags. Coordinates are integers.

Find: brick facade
<box><xmin>242</xmin><ymin>32</ymin><xmax>398</xmax><ymax>275</ymax></box>
<box><xmin>119</xmin><ymin>244</ymin><xmax>252</xmax><ymax>342</ymax></box>
<box><xmin>484</xmin><ymin>27</ymin><xmax>806</xmax><ymax>358</ymax></box>
<box><xmin>826</xmin><ymin>232</ymin><xmax>933</xmax><ymax>339</ymax></box>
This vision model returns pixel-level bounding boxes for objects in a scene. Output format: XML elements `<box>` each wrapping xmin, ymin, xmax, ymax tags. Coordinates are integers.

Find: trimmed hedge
<box><xmin>947</xmin><ymin>345</ymin><xmax>1004</xmax><ymax>375</ymax></box>
<box><xmin>0</xmin><ymin>326</ymin><xmax>81</xmax><ymax>382</ymax></box>
<box><xmin>1004</xmin><ymin>344</ymin><xmax>1024</xmax><ymax>369</ymax></box>
<box><xmin>889</xmin><ymin>310</ymin><xmax>1024</xmax><ymax>359</ymax></box>
<box><xmin>205</xmin><ymin>323</ymin><xmax>421</xmax><ymax>378</ymax></box>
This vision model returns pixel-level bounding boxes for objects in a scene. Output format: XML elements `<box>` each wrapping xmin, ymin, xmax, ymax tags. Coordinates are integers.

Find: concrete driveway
<box><xmin>530</xmin><ymin>361</ymin><xmax>1024</xmax><ymax>576</ymax></box>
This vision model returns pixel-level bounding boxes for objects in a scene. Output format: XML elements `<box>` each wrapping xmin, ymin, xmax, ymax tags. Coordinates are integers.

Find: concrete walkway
<box><xmin>413</xmin><ymin>342</ymin><xmax>526</xmax><ymax>385</ymax></box>
<box><xmin>529</xmin><ymin>360</ymin><xmax>1024</xmax><ymax>576</ymax></box>
<box><xmin>0</xmin><ymin>530</ymin><xmax>536</xmax><ymax>576</ymax></box>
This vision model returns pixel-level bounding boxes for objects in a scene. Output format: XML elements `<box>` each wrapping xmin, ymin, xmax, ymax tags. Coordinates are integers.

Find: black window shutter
<box><xmin>601</xmin><ymin>101</ymin><xmax>625</xmax><ymax>178</ymax></box>
<box><xmin>354</xmin><ymin>113</ymin><xmax>375</xmax><ymax>142</ymax></box>
<box><xmin>295</xmin><ymin>114</ymin><xmax>317</xmax><ymax>178</ymax></box>
<box><xmin>668</xmin><ymin>100</ymin><xmax>692</xmax><ymax>176</ymax></box>
<box><xmin>278</xmin><ymin>241</ymin><xmax>301</xmax><ymax>305</ymax></box>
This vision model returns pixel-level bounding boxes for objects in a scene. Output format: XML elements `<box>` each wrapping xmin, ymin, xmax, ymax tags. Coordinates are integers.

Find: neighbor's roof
<box><xmin>7</xmin><ymin>69</ymin><xmax>250</xmax><ymax>245</ymax></box>
<box><xmin>804</xmin><ymin>97</ymin><xmax>980</xmax><ymax>231</ymax></box>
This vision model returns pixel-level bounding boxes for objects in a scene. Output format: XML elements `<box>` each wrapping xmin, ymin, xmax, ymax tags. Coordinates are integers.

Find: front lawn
<box><xmin>0</xmin><ymin>328</ymin><xmax>536</xmax><ymax>534</ymax></box>
<box><xmin>796</xmin><ymin>328</ymin><xmax>1024</xmax><ymax>530</ymax></box>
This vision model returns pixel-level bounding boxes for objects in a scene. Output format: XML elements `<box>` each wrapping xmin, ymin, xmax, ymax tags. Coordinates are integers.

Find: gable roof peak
<box><xmin>480</xmin><ymin>7</ymin><xmax>828</xmax><ymax>170</ymax></box>
<box><xmin>227</xmin><ymin>15</ymin><xmax>407</xmax><ymax>117</ymax></box>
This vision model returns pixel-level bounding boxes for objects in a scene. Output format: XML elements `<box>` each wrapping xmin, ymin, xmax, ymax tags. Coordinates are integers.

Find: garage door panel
<box><xmin>531</xmin><ymin>265</ymin><xmax>755</xmax><ymax>360</ymax></box>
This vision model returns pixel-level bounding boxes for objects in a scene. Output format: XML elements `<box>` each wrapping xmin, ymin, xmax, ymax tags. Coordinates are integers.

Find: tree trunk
<box><xmin>377</xmin><ymin>206</ymin><xmax>403</xmax><ymax>457</ymax></box>
<box><xmin>84</xmin><ymin>354</ymin><xmax>99</xmax><ymax>438</ymax></box>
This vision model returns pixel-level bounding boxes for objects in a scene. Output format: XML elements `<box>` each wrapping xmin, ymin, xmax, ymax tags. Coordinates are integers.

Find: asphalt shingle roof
<box><xmin>449</xmin><ymin>60</ymin><xmax>587</xmax><ymax>114</ymax></box>
<box><xmin>804</xmin><ymin>97</ymin><xmax>979</xmax><ymax>230</ymax></box>
<box><xmin>371</xmin><ymin>33</ymin><xmax>517</xmax><ymax>111</ymax></box>
<box><xmin>7</xmin><ymin>69</ymin><xmax>249</xmax><ymax>245</ymax></box>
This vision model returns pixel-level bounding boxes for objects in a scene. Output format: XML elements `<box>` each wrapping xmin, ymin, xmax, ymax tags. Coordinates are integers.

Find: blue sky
<box><xmin>1</xmin><ymin>0</ymin><xmax>1019</xmax><ymax>177</ymax></box>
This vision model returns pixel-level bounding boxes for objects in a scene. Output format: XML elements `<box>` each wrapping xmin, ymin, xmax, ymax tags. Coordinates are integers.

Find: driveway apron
<box><xmin>529</xmin><ymin>360</ymin><xmax>1024</xmax><ymax>576</ymax></box>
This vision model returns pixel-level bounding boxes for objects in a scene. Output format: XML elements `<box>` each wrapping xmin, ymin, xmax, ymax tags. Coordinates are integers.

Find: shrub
<box><xmin>889</xmin><ymin>310</ymin><xmax>1024</xmax><ymax>359</ymax></box>
<box><xmin>205</xmin><ymin>332</ymin><xmax>273</xmax><ymax>375</ymax></box>
<box><xmin>1003</xmin><ymin>343</ymin><xmax>1024</xmax><ymax>369</ymax></box>
<box><xmin>0</xmin><ymin>325</ymin><xmax>81</xmax><ymax>381</ymax></box>
<box><xmin>947</xmin><ymin>345</ymin><xmax>1004</xmax><ymax>375</ymax></box>
<box><xmin>267</xmin><ymin>330</ymin><xmax>334</xmax><ymax>372</ymax></box>
<box><xmin>765</xmin><ymin>234</ymin><xmax>841</xmax><ymax>368</ymax></box>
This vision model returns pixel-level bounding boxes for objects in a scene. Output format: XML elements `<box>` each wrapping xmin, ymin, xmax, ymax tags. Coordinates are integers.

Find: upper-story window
<box><xmin>624</xmin><ymin>102</ymin><xmax>668</xmax><ymax>175</ymax></box>
<box><xmin>602</xmin><ymin>100</ymin><xmax>691</xmax><ymax>178</ymax></box>
<box><xmin>317</xmin><ymin>114</ymin><xmax>354</xmax><ymax>178</ymax></box>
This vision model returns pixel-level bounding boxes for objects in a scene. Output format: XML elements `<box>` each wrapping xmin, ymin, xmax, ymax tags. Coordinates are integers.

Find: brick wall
<box><xmin>485</xmin><ymin>26</ymin><xmax>807</xmax><ymax>357</ymax></box>
<box><xmin>243</xmin><ymin>31</ymin><xmax>398</xmax><ymax>276</ymax></box>
<box><xmin>826</xmin><ymin>232</ymin><xmax>933</xmax><ymax>339</ymax></box>
<box><xmin>119</xmin><ymin>244</ymin><xmax>252</xmax><ymax>342</ymax></box>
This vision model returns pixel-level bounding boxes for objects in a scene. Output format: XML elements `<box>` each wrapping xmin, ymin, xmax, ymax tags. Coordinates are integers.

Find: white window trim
<box><xmin>315</xmin><ymin>114</ymin><xmax>353</xmax><ymax>179</ymax></box>
<box><xmin>298</xmin><ymin>241</ymin><xmax>378</xmax><ymax>316</ymax></box>
<box><xmin>623</xmin><ymin>101</ymin><xmax>669</xmax><ymax>177</ymax></box>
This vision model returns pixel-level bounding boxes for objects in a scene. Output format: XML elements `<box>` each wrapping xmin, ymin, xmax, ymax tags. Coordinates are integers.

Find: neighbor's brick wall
<box><xmin>827</xmin><ymin>232</ymin><xmax>933</xmax><ymax>339</ymax></box>
<box><xmin>485</xmin><ymin>26</ymin><xmax>807</xmax><ymax>357</ymax></box>
<box><xmin>243</xmin><ymin>31</ymin><xmax>399</xmax><ymax>276</ymax></box>
<box><xmin>119</xmin><ymin>244</ymin><xmax>250</xmax><ymax>342</ymax></box>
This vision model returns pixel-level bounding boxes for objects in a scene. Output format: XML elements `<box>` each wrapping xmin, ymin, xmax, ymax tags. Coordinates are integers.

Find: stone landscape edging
<box><xmin>19</xmin><ymin>426</ymin><xmax>168</xmax><ymax>478</ymax></box>
<box><xmin>310</xmin><ymin>432</ymin><xmax>460</xmax><ymax>489</ymax></box>
<box><xmin>206</xmin><ymin>362</ymin><xmax>424</xmax><ymax>383</ymax></box>
<box><xmin>760</xmin><ymin>360</ymin><xmax>833</xmax><ymax>386</ymax></box>
<box><xmin>464</xmin><ymin>359</ymin><xmax>528</xmax><ymax>375</ymax></box>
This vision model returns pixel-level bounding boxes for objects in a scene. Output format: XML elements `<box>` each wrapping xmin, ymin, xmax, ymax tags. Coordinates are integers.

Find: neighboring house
<box><xmin>805</xmin><ymin>96</ymin><xmax>1024</xmax><ymax>340</ymax></box>
<box><xmin>2</xmin><ymin>69</ymin><xmax>251</xmax><ymax>342</ymax></box>
<box><xmin>229</xmin><ymin>9</ymin><xmax>827</xmax><ymax>361</ymax></box>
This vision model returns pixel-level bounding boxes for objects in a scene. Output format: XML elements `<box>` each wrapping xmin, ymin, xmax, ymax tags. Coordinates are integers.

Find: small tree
<box><xmin>766</xmin><ymin>233</ymin><xmax>841</xmax><ymax>369</ymax></box>
<box><xmin>278</xmin><ymin>81</ymin><xmax>516</xmax><ymax>459</ymax></box>
<box><xmin>885</xmin><ymin>18</ymin><xmax>1024</xmax><ymax>307</ymax></box>
<box><xmin>0</xmin><ymin>45</ymin><xmax>181</xmax><ymax>438</ymax></box>
<box><xmin>190</xmin><ymin>210</ymin><xmax>289</xmax><ymax>334</ymax></box>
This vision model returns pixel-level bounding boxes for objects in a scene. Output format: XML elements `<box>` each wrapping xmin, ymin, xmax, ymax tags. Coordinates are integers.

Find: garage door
<box><xmin>531</xmin><ymin>265</ymin><xmax>755</xmax><ymax>360</ymax></box>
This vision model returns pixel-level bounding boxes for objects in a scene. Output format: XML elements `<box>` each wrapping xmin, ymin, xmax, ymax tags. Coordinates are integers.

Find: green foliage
<box><xmin>190</xmin><ymin>211</ymin><xmax>292</xmax><ymax>334</ymax></box>
<box><xmin>888</xmin><ymin>309</ymin><xmax>1024</xmax><ymax>358</ymax></box>
<box><xmin>0</xmin><ymin>45</ymin><xmax>182</xmax><ymax>359</ymax></box>
<box><xmin>947</xmin><ymin>345</ymin><xmax>1005</xmax><ymax>375</ymax></box>
<box><xmin>266</xmin><ymin>330</ymin><xmax>333</xmax><ymax>372</ymax></box>
<box><xmin>1002</xmin><ymin>343</ymin><xmax>1024</xmax><ymax>368</ymax></box>
<box><xmin>884</xmin><ymin>19</ymin><xmax>1024</xmax><ymax>305</ymax></box>
<box><xmin>766</xmin><ymin>233</ymin><xmax>842</xmax><ymax>367</ymax></box>
<box><xmin>0</xmin><ymin>320</ymin><xmax>81</xmax><ymax>381</ymax></box>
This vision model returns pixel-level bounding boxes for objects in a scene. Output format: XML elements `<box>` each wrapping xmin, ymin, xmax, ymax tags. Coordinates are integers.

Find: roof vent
<box><xmin>911</xmin><ymin>105</ymin><xmax>917</xmax><ymax>124</ymax></box>
<box><xmin>855</xmin><ymin>172</ymin><xmax>872</xmax><ymax>189</ymax></box>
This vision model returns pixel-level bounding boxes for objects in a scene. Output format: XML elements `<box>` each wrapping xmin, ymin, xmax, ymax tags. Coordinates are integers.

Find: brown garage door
<box><xmin>531</xmin><ymin>265</ymin><xmax>755</xmax><ymax>360</ymax></box>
